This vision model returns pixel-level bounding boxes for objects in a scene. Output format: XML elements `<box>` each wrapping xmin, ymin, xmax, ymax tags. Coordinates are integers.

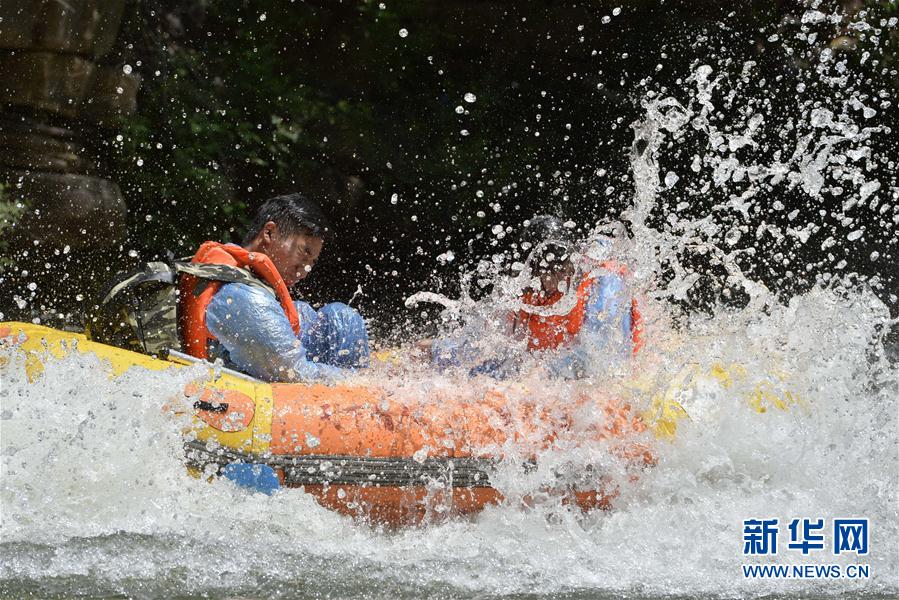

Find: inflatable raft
<box><xmin>1</xmin><ymin>321</ymin><xmax>658</xmax><ymax>525</ymax></box>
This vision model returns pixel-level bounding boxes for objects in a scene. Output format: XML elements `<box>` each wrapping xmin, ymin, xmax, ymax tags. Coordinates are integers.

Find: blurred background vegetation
<box><xmin>1</xmin><ymin>0</ymin><xmax>896</xmax><ymax>340</ymax></box>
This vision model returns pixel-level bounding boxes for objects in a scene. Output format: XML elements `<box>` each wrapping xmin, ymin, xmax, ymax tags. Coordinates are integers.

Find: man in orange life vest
<box><xmin>178</xmin><ymin>194</ymin><xmax>370</xmax><ymax>382</ymax></box>
<box><xmin>432</xmin><ymin>215</ymin><xmax>641</xmax><ymax>379</ymax></box>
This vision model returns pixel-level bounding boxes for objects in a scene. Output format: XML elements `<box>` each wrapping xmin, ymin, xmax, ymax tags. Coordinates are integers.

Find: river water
<box><xmin>2</xmin><ymin>6</ymin><xmax>898</xmax><ymax>600</ymax></box>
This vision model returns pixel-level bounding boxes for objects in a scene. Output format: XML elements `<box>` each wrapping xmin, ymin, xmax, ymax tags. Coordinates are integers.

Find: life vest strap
<box><xmin>174</xmin><ymin>262</ymin><xmax>276</xmax><ymax>297</ymax></box>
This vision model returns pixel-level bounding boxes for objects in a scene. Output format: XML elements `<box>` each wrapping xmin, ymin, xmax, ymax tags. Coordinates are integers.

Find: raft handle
<box><xmin>193</xmin><ymin>400</ymin><xmax>229</xmax><ymax>413</ymax></box>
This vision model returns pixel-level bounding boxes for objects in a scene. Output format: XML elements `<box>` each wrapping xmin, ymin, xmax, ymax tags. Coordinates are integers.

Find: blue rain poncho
<box><xmin>432</xmin><ymin>271</ymin><xmax>633</xmax><ymax>380</ymax></box>
<box><xmin>540</xmin><ymin>271</ymin><xmax>634</xmax><ymax>379</ymax></box>
<box><xmin>205</xmin><ymin>282</ymin><xmax>370</xmax><ymax>383</ymax></box>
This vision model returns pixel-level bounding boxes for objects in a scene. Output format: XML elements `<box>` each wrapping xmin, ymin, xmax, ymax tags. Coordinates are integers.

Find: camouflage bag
<box><xmin>86</xmin><ymin>258</ymin><xmax>275</xmax><ymax>357</ymax></box>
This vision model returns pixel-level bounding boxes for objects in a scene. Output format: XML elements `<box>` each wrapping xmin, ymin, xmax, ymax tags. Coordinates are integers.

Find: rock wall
<box><xmin>0</xmin><ymin>0</ymin><xmax>139</xmax><ymax>249</ymax></box>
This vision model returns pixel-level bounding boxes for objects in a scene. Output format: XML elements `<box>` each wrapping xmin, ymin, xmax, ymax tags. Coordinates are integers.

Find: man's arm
<box><xmin>205</xmin><ymin>283</ymin><xmax>346</xmax><ymax>382</ymax></box>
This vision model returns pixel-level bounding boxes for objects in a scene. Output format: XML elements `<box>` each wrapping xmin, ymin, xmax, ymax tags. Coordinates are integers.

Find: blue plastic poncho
<box><xmin>205</xmin><ymin>282</ymin><xmax>370</xmax><ymax>383</ymax></box>
<box><xmin>540</xmin><ymin>271</ymin><xmax>633</xmax><ymax>379</ymax></box>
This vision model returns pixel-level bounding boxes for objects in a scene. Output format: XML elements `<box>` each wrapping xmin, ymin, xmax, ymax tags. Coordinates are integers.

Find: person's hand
<box><xmin>371</xmin><ymin>340</ymin><xmax>431</xmax><ymax>374</ymax></box>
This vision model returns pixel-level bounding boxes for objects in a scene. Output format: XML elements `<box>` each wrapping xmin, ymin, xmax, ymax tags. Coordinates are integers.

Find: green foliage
<box><xmin>111</xmin><ymin>31</ymin><xmax>345</xmax><ymax>251</ymax></box>
<box><xmin>112</xmin><ymin>1</ymin><xmax>569</xmax><ymax>253</ymax></box>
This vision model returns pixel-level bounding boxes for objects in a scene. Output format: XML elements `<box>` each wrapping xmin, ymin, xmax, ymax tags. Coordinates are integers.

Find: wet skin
<box><xmin>245</xmin><ymin>220</ymin><xmax>323</xmax><ymax>287</ymax></box>
<box><xmin>535</xmin><ymin>261</ymin><xmax>576</xmax><ymax>296</ymax></box>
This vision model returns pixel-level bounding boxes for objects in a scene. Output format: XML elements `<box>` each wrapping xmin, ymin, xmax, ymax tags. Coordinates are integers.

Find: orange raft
<box><xmin>187</xmin><ymin>381</ymin><xmax>656</xmax><ymax>524</ymax></box>
<box><xmin>3</xmin><ymin>322</ymin><xmax>655</xmax><ymax>526</ymax></box>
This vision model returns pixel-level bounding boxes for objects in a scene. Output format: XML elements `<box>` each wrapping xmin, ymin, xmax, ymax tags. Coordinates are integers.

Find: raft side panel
<box><xmin>269</xmin><ymin>384</ymin><xmax>525</xmax><ymax>459</ymax></box>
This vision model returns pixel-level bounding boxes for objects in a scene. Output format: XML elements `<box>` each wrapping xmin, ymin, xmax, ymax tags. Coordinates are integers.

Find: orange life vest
<box><xmin>178</xmin><ymin>242</ymin><xmax>300</xmax><ymax>359</ymax></box>
<box><xmin>512</xmin><ymin>262</ymin><xmax>644</xmax><ymax>354</ymax></box>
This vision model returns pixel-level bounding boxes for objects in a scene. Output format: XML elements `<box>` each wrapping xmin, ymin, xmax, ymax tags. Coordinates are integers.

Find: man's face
<box><xmin>258</xmin><ymin>222</ymin><xmax>323</xmax><ymax>287</ymax></box>
<box><xmin>538</xmin><ymin>261</ymin><xmax>576</xmax><ymax>294</ymax></box>
<box><xmin>529</xmin><ymin>242</ymin><xmax>576</xmax><ymax>294</ymax></box>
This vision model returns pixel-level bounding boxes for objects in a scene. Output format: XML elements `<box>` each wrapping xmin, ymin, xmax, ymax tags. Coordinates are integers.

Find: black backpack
<box><xmin>86</xmin><ymin>257</ymin><xmax>275</xmax><ymax>357</ymax></box>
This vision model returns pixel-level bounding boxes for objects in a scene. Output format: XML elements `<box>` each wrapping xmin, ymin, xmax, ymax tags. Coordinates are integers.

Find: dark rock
<box><xmin>0</xmin><ymin>0</ymin><xmax>126</xmax><ymax>59</ymax></box>
<box><xmin>0</xmin><ymin>50</ymin><xmax>96</xmax><ymax>118</ymax></box>
<box><xmin>2</xmin><ymin>170</ymin><xmax>126</xmax><ymax>248</ymax></box>
<box><xmin>81</xmin><ymin>65</ymin><xmax>141</xmax><ymax>125</ymax></box>
<box><xmin>0</xmin><ymin>115</ymin><xmax>96</xmax><ymax>173</ymax></box>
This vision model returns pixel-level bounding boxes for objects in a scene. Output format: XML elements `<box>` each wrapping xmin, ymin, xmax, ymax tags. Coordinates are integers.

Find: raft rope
<box><xmin>184</xmin><ymin>439</ymin><xmax>541</xmax><ymax>488</ymax></box>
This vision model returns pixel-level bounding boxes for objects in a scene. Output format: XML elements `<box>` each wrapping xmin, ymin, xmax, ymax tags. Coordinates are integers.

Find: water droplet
<box><xmin>612</xmin><ymin>7</ymin><xmax>622</xmax><ymax>15</ymax></box>
<box><xmin>460</xmin><ymin>129</ymin><xmax>470</xmax><ymax>136</ymax></box>
<box><xmin>305</xmin><ymin>432</ymin><xmax>320</xmax><ymax>448</ymax></box>
<box><xmin>464</xmin><ymin>92</ymin><xmax>477</xmax><ymax>103</ymax></box>
<box><xmin>27</xmin><ymin>282</ymin><xmax>37</xmax><ymax>291</ymax></box>
<box><xmin>259</xmin><ymin>13</ymin><xmax>267</xmax><ymax>21</ymax></box>
<box><xmin>398</xmin><ymin>28</ymin><xmax>408</xmax><ymax>38</ymax></box>
<box><xmin>136</xmin><ymin>158</ymin><xmax>143</xmax><ymax>167</ymax></box>
<box><xmin>128</xmin><ymin>249</ymin><xmax>138</xmax><ymax>258</ymax></box>
<box><xmin>455</xmin><ymin>105</ymin><xmax>464</xmax><ymax>114</ymax></box>
<box><xmin>664</xmin><ymin>171</ymin><xmax>680</xmax><ymax>188</ymax></box>
<box><xmin>122</xmin><ymin>64</ymin><xmax>132</xmax><ymax>75</ymax></box>
<box><xmin>801</xmin><ymin>10</ymin><xmax>826</xmax><ymax>24</ymax></box>
<box><xmin>725</xmin><ymin>228</ymin><xmax>742</xmax><ymax>246</ymax></box>
<box><xmin>846</xmin><ymin>229</ymin><xmax>864</xmax><ymax>241</ymax></box>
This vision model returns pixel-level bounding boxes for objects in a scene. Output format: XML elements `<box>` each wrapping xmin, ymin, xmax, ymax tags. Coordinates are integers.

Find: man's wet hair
<box><xmin>243</xmin><ymin>193</ymin><xmax>330</xmax><ymax>245</ymax></box>
<box><xmin>521</xmin><ymin>215</ymin><xmax>576</xmax><ymax>274</ymax></box>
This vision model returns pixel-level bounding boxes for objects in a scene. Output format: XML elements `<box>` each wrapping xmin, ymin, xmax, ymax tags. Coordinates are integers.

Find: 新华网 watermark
<box><xmin>741</xmin><ymin>517</ymin><xmax>870</xmax><ymax>579</ymax></box>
